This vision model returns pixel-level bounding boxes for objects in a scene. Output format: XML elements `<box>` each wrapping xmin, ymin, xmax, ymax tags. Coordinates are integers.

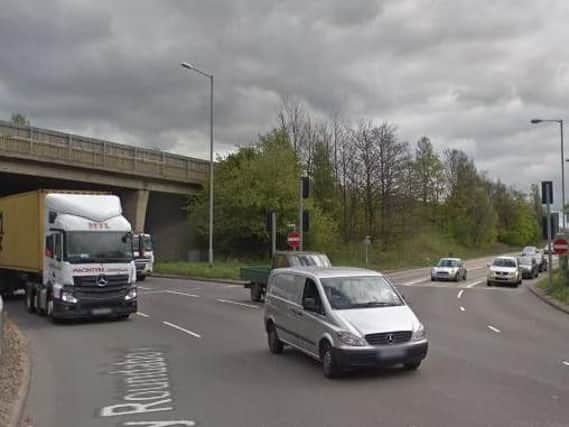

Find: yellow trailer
<box><xmin>0</xmin><ymin>190</ymin><xmax>45</xmax><ymax>274</ymax></box>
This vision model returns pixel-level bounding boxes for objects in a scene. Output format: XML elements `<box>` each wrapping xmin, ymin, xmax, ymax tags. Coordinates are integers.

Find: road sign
<box><xmin>287</xmin><ymin>231</ymin><xmax>301</xmax><ymax>249</ymax></box>
<box><xmin>553</xmin><ymin>238</ymin><xmax>569</xmax><ymax>255</ymax></box>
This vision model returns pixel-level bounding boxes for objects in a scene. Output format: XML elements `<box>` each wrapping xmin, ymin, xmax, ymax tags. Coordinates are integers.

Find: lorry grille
<box><xmin>74</xmin><ymin>274</ymin><xmax>130</xmax><ymax>287</ymax></box>
<box><xmin>365</xmin><ymin>331</ymin><xmax>412</xmax><ymax>346</ymax></box>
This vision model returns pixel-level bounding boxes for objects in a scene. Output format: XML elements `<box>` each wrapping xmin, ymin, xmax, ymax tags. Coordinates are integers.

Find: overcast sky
<box><xmin>2</xmin><ymin>0</ymin><xmax>569</xmax><ymax>203</ymax></box>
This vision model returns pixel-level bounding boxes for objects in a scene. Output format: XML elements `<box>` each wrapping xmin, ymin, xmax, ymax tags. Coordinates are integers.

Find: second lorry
<box><xmin>0</xmin><ymin>190</ymin><xmax>138</xmax><ymax>321</ymax></box>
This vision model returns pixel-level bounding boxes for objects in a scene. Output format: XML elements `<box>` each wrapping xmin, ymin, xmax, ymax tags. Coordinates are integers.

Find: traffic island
<box><xmin>527</xmin><ymin>273</ymin><xmax>569</xmax><ymax>315</ymax></box>
<box><xmin>0</xmin><ymin>318</ymin><xmax>30</xmax><ymax>427</ymax></box>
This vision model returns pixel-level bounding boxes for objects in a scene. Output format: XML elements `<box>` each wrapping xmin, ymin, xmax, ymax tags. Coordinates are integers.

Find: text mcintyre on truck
<box><xmin>0</xmin><ymin>190</ymin><xmax>138</xmax><ymax>321</ymax></box>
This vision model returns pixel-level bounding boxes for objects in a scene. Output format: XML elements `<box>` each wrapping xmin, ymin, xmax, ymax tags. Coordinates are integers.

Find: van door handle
<box><xmin>291</xmin><ymin>308</ymin><xmax>303</xmax><ymax>317</ymax></box>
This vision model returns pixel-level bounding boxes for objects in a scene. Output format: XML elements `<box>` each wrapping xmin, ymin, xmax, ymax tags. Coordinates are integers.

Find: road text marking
<box><xmin>487</xmin><ymin>325</ymin><xmax>501</xmax><ymax>333</ymax></box>
<box><xmin>162</xmin><ymin>321</ymin><xmax>201</xmax><ymax>338</ymax></box>
<box><xmin>165</xmin><ymin>290</ymin><xmax>200</xmax><ymax>298</ymax></box>
<box><xmin>457</xmin><ymin>290</ymin><xmax>464</xmax><ymax>299</ymax></box>
<box><xmin>217</xmin><ymin>298</ymin><xmax>258</xmax><ymax>309</ymax></box>
<box><xmin>466</xmin><ymin>280</ymin><xmax>483</xmax><ymax>288</ymax></box>
<box><xmin>136</xmin><ymin>312</ymin><xmax>150</xmax><ymax>318</ymax></box>
<box><xmin>460</xmin><ymin>306</ymin><xmax>466</xmax><ymax>312</ymax></box>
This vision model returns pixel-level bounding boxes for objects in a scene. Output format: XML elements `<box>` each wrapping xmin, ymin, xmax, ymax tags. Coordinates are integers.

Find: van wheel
<box><xmin>320</xmin><ymin>341</ymin><xmax>341</xmax><ymax>379</ymax></box>
<box><xmin>26</xmin><ymin>289</ymin><xmax>36</xmax><ymax>313</ymax></box>
<box><xmin>404</xmin><ymin>360</ymin><xmax>421</xmax><ymax>371</ymax></box>
<box><xmin>267</xmin><ymin>323</ymin><xmax>283</xmax><ymax>354</ymax></box>
<box><xmin>250</xmin><ymin>283</ymin><xmax>263</xmax><ymax>302</ymax></box>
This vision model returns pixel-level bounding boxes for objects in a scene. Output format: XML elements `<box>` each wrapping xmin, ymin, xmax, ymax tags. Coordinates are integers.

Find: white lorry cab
<box><xmin>133</xmin><ymin>233</ymin><xmax>154</xmax><ymax>281</ymax></box>
<box><xmin>0</xmin><ymin>190</ymin><xmax>137</xmax><ymax>321</ymax></box>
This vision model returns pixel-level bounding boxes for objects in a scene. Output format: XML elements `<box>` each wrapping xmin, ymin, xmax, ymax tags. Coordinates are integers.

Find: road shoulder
<box><xmin>526</xmin><ymin>281</ymin><xmax>569</xmax><ymax>316</ymax></box>
<box><xmin>0</xmin><ymin>318</ymin><xmax>31</xmax><ymax>427</ymax></box>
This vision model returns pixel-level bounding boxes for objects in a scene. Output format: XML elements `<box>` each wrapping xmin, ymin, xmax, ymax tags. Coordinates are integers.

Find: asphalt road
<box><xmin>5</xmin><ymin>255</ymin><xmax>569</xmax><ymax>427</ymax></box>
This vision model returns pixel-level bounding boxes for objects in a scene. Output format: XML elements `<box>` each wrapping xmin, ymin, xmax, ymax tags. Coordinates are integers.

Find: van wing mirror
<box><xmin>303</xmin><ymin>297</ymin><xmax>319</xmax><ymax>312</ymax></box>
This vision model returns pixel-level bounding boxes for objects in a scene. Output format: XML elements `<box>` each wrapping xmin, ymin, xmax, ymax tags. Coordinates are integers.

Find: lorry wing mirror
<box><xmin>49</xmin><ymin>211</ymin><xmax>57</xmax><ymax>224</ymax></box>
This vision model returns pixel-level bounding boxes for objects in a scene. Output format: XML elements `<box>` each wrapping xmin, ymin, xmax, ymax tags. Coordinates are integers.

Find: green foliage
<box><xmin>155</xmin><ymin>261</ymin><xmax>241</xmax><ymax>280</ymax></box>
<box><xmin>11</xmin><ymin>113</ymin><xmax>30</xmax><ymax>127</ymax></box>
<box><xmin>538</xmin><ymin>271</ymin><xmax>569</xmax><ymax>305</ymax></box>
<box><xmin>188</xmin><ymin>129</ymin><xmax>339</xmax><ymax>258</ymax></box>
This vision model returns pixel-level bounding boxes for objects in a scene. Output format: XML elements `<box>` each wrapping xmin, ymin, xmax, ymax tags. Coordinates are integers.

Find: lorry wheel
<box><xmin>250</xmin><ymin>283</ymin><xmax>263</xmax><ymax>302</ymax></box>
<box><xmin>35</xmin><ymin>293</ymin><xmax>45</xmax><ymax>316</ymax></box>
<box><xmin>46</xmin><ymin>295</ymin><xmax>59</xmax><ymax>323</ymax></box>
<box><xmin>137</xmin><ymin>275</ymin><xmax>146</xmax><ymax>282</ymax></box>
<box><xmin>26</xmin><ymin>290</ymin><xmax>36</xmax><ymax>313</ymax></box>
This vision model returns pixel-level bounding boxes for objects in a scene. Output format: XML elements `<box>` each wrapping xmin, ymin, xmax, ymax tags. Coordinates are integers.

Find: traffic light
<box><xmin>265</xmin><ymin>211</ymin><xmax>273</xmax><ymax>233</ymax></box>
<box><xmin>542</xmin><ymin>213</ymin><xmax>560</xmax><ymax>239</ymax></box>
<box><xmin>303</xmin><ymin>210</ymin><xmax>309</xmax><ymax>232</ymax></box>
<box><xmin>301</xmin><ymin>177</ymin><xmax>310</xmax><ymax>198</ymax></box>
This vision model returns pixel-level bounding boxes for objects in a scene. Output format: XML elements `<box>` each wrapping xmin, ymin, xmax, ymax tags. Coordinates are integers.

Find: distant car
<box><xmin>487</xmin><ymin>256</ymin><xmax>522</xmax><ymax>287</ymax></box>
<box><xmin>431</xmin><ymin>258</ymin><xmax>467</xmax><ymax>282</ymax></box>
<box><xmin>521</xmin><ymin>246</ymin><xmax>547</xmax><ymax>272</ymax></box>
<box><xmin>518</xmin><ymin>256</ymin><xmax>539</xmax><ymax>279</ymax></box>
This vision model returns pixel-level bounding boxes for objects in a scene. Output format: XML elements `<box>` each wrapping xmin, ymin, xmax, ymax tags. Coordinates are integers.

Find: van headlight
<box><xmin>125</xmin><ymin>287</ymin><xmax>137</xmax><ymax>301</ymax></box>
<box><xmin>336</xmin><ymin>331</ymin><xmax>367</xmax><ymax>347</ymax></box>
<box><xmin>412</xmin><ymin>323</ymin><xmax>426</xmax><ymax>341</ymax></box>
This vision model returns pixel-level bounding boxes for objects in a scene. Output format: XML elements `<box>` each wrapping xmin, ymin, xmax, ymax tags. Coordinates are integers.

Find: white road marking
<box><xmin>457</xmin><ymin>290</ymin><xmax>464</xmax><ymax>299</ymax></box>
<box><xmin>139</xmin><ymin>290</ymin><xmax>168</xmax><ymax>295</ymax></box>
<box><xmin>136</xmin><ymin>312</ymin><xmax>150</xmax><ymax>318</ymax></box>
<box><xmin>163</xmin><ymin>321</ymin><xmax>201</xmax><ymax>338</ymax></box>
<box><xmin>166</xmin><ymin>290</ymin><xmax>200</xmax><ymax>298</ymax></box>
<box><xmin>217</xmin><ymin>298</ymin><xmax>258</xmax><ymax>309</ymax></box>
<box><xmin>460</xmin><ymin>306</ymin><xmax>466</xmax><ymax>312</ymax></box>
<box><xmin>488</xmin><ymin>325</ymin><xmax>501</xmax><ymax>333</ymax></box>
<box><xmin>402</xmin><ymin>278</ymin><xmax>428</xmax><ymax>286</ymax></box>
<box><xmin>137</xmin><ymin>286</ymin><xmax>151</xmax><ymax>290</ymax></box>
<box><xmin>223</xmin><ymin>284</ymin><xmax>242</xmax><ymax>288</ymax></box>
<box><xmin>562</xmin><ymin>361</ymin><xmax>569</xmax><ymax>367</ymax></box>
<box><xmin>466</xmin><ymin>280</ymin><xmax>483</xmax><ymax>288</ymax></box>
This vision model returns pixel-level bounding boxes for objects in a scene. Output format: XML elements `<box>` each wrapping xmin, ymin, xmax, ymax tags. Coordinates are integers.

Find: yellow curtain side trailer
<box><xmin>0</xmin><ymin>190</ymin><xmax>45</xmax><ymax>294</ymax></box>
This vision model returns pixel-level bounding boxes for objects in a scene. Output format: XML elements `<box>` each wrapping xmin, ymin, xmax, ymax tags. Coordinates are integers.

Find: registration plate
<box><xmin>380</xmin><ymin>347</ymin><xmax>406</xmax><ymax>359</ymax></box>
<box><xmin>91</xmin><ymin>308</ymin><xmax>112</xmax><ymax>316</ymax></box>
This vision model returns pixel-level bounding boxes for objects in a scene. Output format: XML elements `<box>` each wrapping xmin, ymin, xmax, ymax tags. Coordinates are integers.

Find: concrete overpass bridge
<box><xmin>0</xmin><ymin>120</ymin><xmax>208</xmax><ymax>260</ymax></box>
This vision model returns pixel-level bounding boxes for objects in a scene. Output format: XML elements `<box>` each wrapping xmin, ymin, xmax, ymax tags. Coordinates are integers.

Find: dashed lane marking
<box><xmin>562</xmin><ymin>361</ymin><xmax>569</xmax><ymax>367</ymax></box>
<box><xmin>166</xmin><ymin>290</ymin><xmax>200</xmax><ymax>298</ymax></box>
<box><xmin>217</xmin><ymin>299</ymin><xmax>258</xmax><ymax>309</ymax></box>
<box><xmin>488</xmin><ymin>325</ymin><xmax>501</xmax><ymax>334</ymax></box>
<box><xmin>460</xmin><ymin>306</ymin><xmax>466</xmax><ymax>312</ymax></box>
<box><xmin>223</xmin><ymin>284</ymin><xmax>242</xmax><ymax>289</ymax></box>
<box><xmin>457</xmin><ymin>290</ymin><xmax>464</xmax><ymax>299</ymax></box>
<box><xmin>401</xmin><ymin>278</ymin><xmax>429</xmax><ymax>286</ymax></box>
<box><xmin>163</xmin><ymin>321</ymin><xmax>201</xmax><ymax>338</ymax></box>
<box><xmin>135</xmin><ymin>312</ymin><xmax>149</xmax><ymax>318</ymax></box>
<box><xmin>466</xmin><ymin>280</ymin><xmax>483</xmax><ymax>288</ymax></box>
<box><xmin>137</xmin><ymin>286</ymin><xmax>151</xmax><ymax>290</ymax></box>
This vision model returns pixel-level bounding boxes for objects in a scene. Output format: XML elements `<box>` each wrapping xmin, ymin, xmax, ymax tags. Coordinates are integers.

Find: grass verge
<box><xmin>537</xmin><ymin>271</ymin><xmax>569</xmax><ymax>305</ymax></box>
<box><xmin>155</xmin><ymin>261</ymin><xmax>242</xmax><ymax>280</ymax></box>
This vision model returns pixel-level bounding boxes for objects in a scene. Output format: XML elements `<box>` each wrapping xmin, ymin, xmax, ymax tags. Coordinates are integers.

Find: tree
<box><xmin>412</xmin><ymin>137</ymin><xmax>445</xmax><ymax>208</ymax></box>
<box><xmin>11</xmin><ymin>113</ymin><xmax>30</xmax><ymax>127</ymax></box>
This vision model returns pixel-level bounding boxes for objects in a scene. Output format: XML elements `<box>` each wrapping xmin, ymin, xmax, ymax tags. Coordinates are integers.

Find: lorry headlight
<box><xmin>412</xmin><ymin>323</ymin><xmax>426</xmax><ymax>341</ymax></box>
<box><xmin>125</xmin><ymin>287</ymin><xmax>137</xmax><ymax>301</ymax></box>
<box><xmin>61</xmin><ymin>291</ymin><xmax>78</xmax><ymax>304</ymax></box>
<box><xmin>336</xmin><ymin>331</ymin><xmax>366</xmax><ymax>347</ymax></box>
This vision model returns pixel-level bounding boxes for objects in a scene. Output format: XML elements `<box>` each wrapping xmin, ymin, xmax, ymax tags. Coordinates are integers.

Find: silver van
<box><xmin>264</xmin><ymin>267</ymin><xmax>428</xmax><ymax>378</ymax></box>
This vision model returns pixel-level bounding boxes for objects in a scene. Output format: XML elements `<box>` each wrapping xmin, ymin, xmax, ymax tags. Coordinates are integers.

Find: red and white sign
<box><xmin>553</xmin><ymin>238</ymin><xmax>569</xmax><ymax>255</ymax></box>
<box><xmin>287</xmin><ymin>231</ymin><xmax>301</xmax><ymax>249</ymax></box>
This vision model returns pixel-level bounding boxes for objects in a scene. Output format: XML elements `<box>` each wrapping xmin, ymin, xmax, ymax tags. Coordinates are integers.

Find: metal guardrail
<box><xmin>0</xmin><ymin>120</ymin><xmax>209</xmax><ymax>185</ymax></box>
<box><xmin>0</xmin><ymin>295</ymin><xmax>4</xmax><ymax>359</ymax></box>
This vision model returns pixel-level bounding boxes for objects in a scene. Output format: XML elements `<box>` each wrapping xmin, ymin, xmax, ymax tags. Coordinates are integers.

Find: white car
<box><xmin>487</xmin><ymin>257</ymin><xmax>522</xmax><ymax>287</ymax></box>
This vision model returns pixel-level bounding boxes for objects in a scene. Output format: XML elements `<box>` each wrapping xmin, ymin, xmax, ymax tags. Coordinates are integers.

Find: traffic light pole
<box><xmin>271</xmin><ymin>212</ymin><xmax>277</xmax><ymax>257</ymax></box>
<box><xmin>546</xmin><ymin>201</ymin><xmax>553</xmax><ymax>291</ymax></box>
<box><xmin>299</xmin><ymin>178</ymin><xmax>303</xmax><ymax>251</ymax></box>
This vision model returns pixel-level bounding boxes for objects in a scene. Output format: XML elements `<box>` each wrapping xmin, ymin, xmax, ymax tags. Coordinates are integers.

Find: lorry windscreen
<box><xmin>143</xmin><ymin>235</ymin><xmax>153</xmax><ymax>252</ymax></box>
<box><xmin>66</xmin><ymin>231</ymin><xmax>133</xmax><ymax>263</ymax></box>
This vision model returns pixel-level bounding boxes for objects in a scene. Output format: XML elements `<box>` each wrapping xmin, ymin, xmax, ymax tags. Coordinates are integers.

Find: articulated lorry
<box><xmin>0</xmin><ymin>190</ymin><xmax>137</xmax><ymax>321</ymax></box>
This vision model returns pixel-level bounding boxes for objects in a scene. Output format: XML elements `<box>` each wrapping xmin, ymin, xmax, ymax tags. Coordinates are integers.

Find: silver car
<box><xmin>431</xmin><ymin>258</ymin><xmax>467</xmax><ymax>282</ymax></box>
<box><xmin>264</xmin><ymin>267</ymin><xmax>428</xmax><ymax>378</ymax></box>
<box><xmin>487</xmin><ymin>256</ymin><xmax>522</xmax><ymax>287</ymax></box>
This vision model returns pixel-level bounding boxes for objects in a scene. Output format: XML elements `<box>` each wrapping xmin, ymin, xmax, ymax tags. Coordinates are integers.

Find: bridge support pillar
<box><xmin>122</xmin><ymin>189</ymin><xmax>149</xmax><ymax>233</ymax></box>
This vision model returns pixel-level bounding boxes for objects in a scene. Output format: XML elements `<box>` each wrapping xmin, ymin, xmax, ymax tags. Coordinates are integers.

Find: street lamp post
<box><xmin>182</xmin><ymin>62</ymin><xmax>214</xmax><ymax>266</ymax></box>
<box><xmin>531</xmin><ymin>119</ymin><xmax>566</xmax><ymax>230</ymax></box>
